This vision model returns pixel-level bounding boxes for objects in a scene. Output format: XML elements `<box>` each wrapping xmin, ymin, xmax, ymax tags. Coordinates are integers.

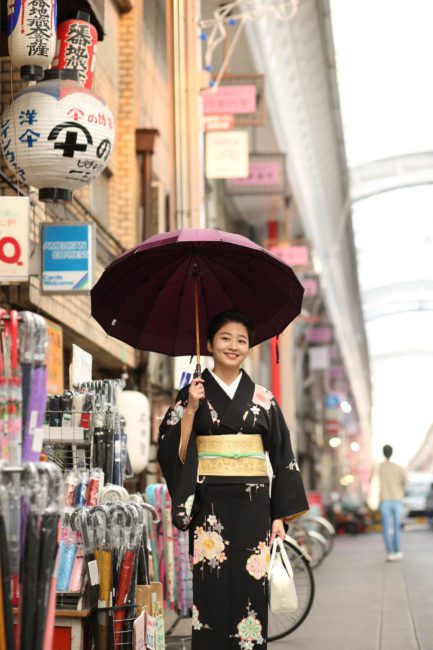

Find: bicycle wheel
<box><xmin>267</xmin><ymin>538</ymin><xmax>315</xmax><ymax>642</ymax></box>
<box><xmin>306</xmin><ymin>516</ymin><xmax>336</xmax><ymax>556</ymax></box>
<box><xmin>306</xmin><ymin>530</ymin><xmax>328</xmax><ymax>568</ymax></box>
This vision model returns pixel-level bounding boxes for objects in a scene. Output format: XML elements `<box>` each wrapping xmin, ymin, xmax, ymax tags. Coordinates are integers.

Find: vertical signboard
<box><xmin>0</xmin><ymin>196</ymin><xmax>30</xmax><ymax>282</ymax></box>
<box><xmin>41</xmin><ymin>222</ymin><xmax>94</xmax><ymax>293</ymax></box>
<box><xmin>45</xmin><ymin>319</ymin><xmax>64</xmax><ymax>394</ymax></box>
<box><xmin>205</xmin><ymin>131</ymin><xmax>249</xmax><ymax>179</ymax></box>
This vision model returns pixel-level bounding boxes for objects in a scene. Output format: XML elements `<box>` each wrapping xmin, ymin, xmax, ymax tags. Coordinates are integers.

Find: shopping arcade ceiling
<box><xmin>330</xmin><ymin>0</ymin><xmax>433</xmax><ymax>460</ymax></box>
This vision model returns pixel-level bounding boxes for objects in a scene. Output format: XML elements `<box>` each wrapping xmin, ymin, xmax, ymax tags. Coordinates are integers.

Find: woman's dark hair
<box><xmin>206</xmin><ymin>310</ymin><xmax>255</xmax><ymax>346</ymax></box>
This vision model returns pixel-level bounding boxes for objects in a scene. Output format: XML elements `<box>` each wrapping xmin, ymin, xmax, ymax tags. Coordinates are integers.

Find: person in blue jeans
<box><xmin>379</xmin><ymin>445</ymin><xmax>407</xmax><ymax>561</ymax></box>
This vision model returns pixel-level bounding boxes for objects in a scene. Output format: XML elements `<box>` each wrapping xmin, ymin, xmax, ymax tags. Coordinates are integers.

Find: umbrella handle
<box><xmin>194</xmin><ymin>275</ymin><xmax>201</xmax><ymax>368</ymax></box>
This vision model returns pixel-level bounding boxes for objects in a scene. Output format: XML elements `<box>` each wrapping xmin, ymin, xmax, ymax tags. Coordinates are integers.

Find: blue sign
<box><xmin>325</xmin><ymin>394</ymin><xmax>340</xmax><ymax>409</ymax></box>
<box><xmin>41</xmin><ymin>223</ymin><xmax>94</xmax><ymax>293</ymax></box>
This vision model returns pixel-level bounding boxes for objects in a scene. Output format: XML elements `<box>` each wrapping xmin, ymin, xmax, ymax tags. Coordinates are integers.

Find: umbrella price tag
<box><xmin>87</xmin><ymin>559</ymin><xmax>100</xmax><ymax>586</ymax></box>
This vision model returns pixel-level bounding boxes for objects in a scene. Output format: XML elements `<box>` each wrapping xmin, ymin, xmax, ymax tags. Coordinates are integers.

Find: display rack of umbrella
<box><xmin>67</xmin><ymin>500</ymin><xmax>153</xmax><ymax>650</ymax></box>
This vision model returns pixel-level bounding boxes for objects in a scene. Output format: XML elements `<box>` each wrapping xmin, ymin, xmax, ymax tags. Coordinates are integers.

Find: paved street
<box><xmin>275</xmin><ymin>525</ymin><xmax>433</xmax><ymax>650</ymax></box>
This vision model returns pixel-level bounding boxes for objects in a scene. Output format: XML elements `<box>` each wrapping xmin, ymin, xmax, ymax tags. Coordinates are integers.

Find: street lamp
<box><xmin>340</xmin><ymin>400</ymin><xmax>352</xmax><ymax>414</ymax></box>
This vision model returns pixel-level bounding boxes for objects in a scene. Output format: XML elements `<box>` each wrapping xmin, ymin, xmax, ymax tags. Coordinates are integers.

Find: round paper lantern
<box><xmin>117</xmin><ymin>390</ymin><xmax>151</xmax><ymax>474</ymax></box>
<box><xmin>8</xmin><ymin>0</ymin><xmax>57</xmax><ymax>81</ymax></box>
<box><xmin>0</xmin><ymin>69</ymin><xmax>115</xmax><ymax>202</ymax></box>
<box><xmin>52</xmin><ymin>11</ymin><xmax>98</xmax><ymax>89</ymax></box>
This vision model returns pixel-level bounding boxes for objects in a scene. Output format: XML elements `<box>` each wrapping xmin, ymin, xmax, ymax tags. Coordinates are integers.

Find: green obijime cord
<box><xmin>198</xmin><ymin>452</ymin><xmax>266</xmax><ymax>460</ymax></box>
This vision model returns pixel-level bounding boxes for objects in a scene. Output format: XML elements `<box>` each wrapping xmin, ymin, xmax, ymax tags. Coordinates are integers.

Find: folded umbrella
<box><xmin>0</xmin><ymin>511</ymin><xmax>14</xmax><ymax>650</ymax></box>
<box><xmin>34</xmin><ymin>463</ymin><xmax>63</xmax><ymax>650</ymax></box>
<box><xmin>91</xmin><ymin>229</ymin><xmax>304</xmax><ymax>363</ymax></box>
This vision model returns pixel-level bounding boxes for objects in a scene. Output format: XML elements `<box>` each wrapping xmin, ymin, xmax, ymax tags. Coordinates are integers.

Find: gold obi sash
<box><xmin>197</xmin><ymin>434</ymin><xmax>267</xmax><ymax>477</ymax></box>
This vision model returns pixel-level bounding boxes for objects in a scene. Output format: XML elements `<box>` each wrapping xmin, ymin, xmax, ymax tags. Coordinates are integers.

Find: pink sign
<box><xmin>306</xmin><ymin>327</ymin><xmax>333</xmax><ymax>344</ymax></box>
<box><xmin>302</xmin><ymin>278</ymin><xmax>318</xmax><ymax>297</ymax></box>
<box><xmin>270</xmin><ymin>245</ymin><xmax>310</xmax><ymax>267</ymax></box>
<box><xmin>329</xmin><ymin>345</ymin><xmax>339</xmax><ymax>360</ymax></box>
<box><xmin>329</xmin><ymin>366</ymin><xmax>344</xmax><ymax>380</ymax></box>
<box><xmin>202</xmin><ymin>85</ymin><xmax>257</xmax><ymax>115</ymax></box>
<box><xmin>228</xmin><ymin>160</ymin><xmax>282</xmax><ymax>186</ymax></box>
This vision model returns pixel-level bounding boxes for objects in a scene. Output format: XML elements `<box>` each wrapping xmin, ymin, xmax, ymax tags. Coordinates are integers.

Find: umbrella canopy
<box><xmin>91</xmin><ymin>229</ymin><xmax>304</xmax><ymax>356</ymax></box>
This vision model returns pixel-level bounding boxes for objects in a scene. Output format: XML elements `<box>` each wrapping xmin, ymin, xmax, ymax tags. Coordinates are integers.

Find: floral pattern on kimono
<box><xmin>192</xmin><ymin>605</ymin><xmax>211</xmax><ymax>631</ymax></box>
<box><xmin>245</xmin><ymin>541</ymin><xmax>270</xmax><ymax>582</ymax></box>
<box><xmin>231</xmin><ymin>601</ymin><xmax>265</xmax><ymax>648</ymax></box>
<box><xmin>193</xmin><ymin>509</ymin><xmax>229</xmax><ymax>575</ymax></box>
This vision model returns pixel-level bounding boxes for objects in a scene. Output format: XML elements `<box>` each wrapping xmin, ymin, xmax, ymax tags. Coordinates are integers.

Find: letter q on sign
<box><xmin>0</xmin><ymin>237</ymin><xmax>22</xmax><ymax>266</ymax></box>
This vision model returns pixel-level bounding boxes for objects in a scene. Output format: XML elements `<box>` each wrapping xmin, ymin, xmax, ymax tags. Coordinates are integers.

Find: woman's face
<box><xmin>207</xmin><ymin>321</ymin><xmax>250</xmax><ymax>370</ymax></box>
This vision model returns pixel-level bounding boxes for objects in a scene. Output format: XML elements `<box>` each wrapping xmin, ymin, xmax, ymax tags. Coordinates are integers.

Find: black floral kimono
<box><xmin>158</xmin><ymin>369</ymin><xmax>308</xmax><ymax>650</ymax></box>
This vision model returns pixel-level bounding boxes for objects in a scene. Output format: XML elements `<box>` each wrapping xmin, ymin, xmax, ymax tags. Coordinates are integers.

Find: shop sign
<box><xmin>302</xmin><ymin>277</ymin><xmax>318</xmax><ymax>297</ymax></box>
<box><xmin>309</xmin><ymin>345</ymin><xmax>330</xmax><ymax>370</ymax></box>
<box><xmin>202</xmin><ymin>85</ymin><xmax>257</xmax><ymax>115</ymax></box>
<box><xmin>228</xmin><ymin>159</ymin><xmax>282</xmax><ymax>186</ymax></box>
<box><xmin>41</xmin><ymin>222</ymin><xmax>94</xmax><ymax>293</ymax></box>
<box><xmin>0</xmin><ymin>196</ymin><xmax>30</xmax><ymax>282</ymax></box>
<box><xmin>203</xmin><ymin>114</ymin><xmax>234</xmax><ymax>132</ymax></box>
<box><xmin>69</xmin><ymin>344</ymin><xmax>92</xmax><ymax>387</ymax></box>
<box><xmin>270</xmin><ymin>244</ymin><xmax>310</xmax><ymax>267</ymax></box>
<box><xmin>205</xmin><ymin>131</ymin><xmax>249</xmax><ymax>179</ymax></box>
<box><xmin>46</xmin><ymin>319</ymin><xmax>64</xmax><ymax>395</ymax></box>
<box><xmin>306</xmin><ymin>326</ymin><xmax>333</xmax><ymax>344</ymax></box>
<box><xmin>329</xmin><ymin>365</ymin><xmax>344</xmax><ymax>380</ymax></box>
<box><xmin>325</xmin><ymin>394</ymin><xmax>340</xmax><ymax>409</ymax></box>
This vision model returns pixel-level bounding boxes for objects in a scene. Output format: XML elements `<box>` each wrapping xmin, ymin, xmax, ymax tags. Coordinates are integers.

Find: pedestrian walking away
<box><xmin>378</xmin><ymin>445</ymin><xmax>407</xmax><ymax>561</ymax></box>
<box><xmin>157</xmin><ymin>310</ymin><xmax>309</xmax><ymax>650</ymax></box>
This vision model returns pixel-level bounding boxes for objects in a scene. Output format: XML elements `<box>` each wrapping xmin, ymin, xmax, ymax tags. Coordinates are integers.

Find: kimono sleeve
<box><xmin>157</xmin><ymin>388</ymin><xmax>199</xmax><ymax>531</ymax></box>
<box><xmin>268</xmin><ymin>401</ymin><xmax>309</xmax><ymax>523</ymax></box>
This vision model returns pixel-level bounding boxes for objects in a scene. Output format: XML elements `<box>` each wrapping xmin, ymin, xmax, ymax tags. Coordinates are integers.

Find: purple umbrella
<box><xmin>91</xmin><ymin>229</ymin><xmax>304</xmax><ymax>363</ymax></box>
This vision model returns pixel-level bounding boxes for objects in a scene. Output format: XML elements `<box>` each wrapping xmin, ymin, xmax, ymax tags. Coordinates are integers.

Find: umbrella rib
<box><xmin>200</xmin><ymin>253</ymin><xmax>286</xmax><ymax>339</ymax></box>
<box><xmin>171</xmin><ymin>256</ymin><xmax>194</xmax><ymax>358</ymax></box>
<box><xmin>100</xmin><ymin>254</ymin><xmax>185</xmax><ymax>339</ymax></box>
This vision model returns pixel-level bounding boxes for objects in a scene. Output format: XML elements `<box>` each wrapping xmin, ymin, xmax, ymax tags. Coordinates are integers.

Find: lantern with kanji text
<box><xmin>0</xmin><ymin>69</ymin><xmax>115</xmax><ymax>202</ymax></box>
<box><xmin>52</xmin><ymin>11</ymin><xmax>98</xmax><ymax>90</ymax></box>
<box><xmin>7</xmin><ymin>0</ymin><xmax>57</xmax><ymax>81</ymax></box>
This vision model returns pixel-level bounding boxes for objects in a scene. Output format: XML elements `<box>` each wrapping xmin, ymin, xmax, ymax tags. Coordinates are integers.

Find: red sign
<box><xmin>202</xmin><ymin>85</ymin><xmax>257</xmax><ymax>115</ymax></box>
<box><xmin>203</xmin><ymin>114</ymin><xmax>234</xmax><ymax>132</ymax></box>
<box><xmin>228</xmin><ymin>160</ymin><xmax>282</xmax><ymax>186</ymax></box>
<box><xmin>270</xmin><ymin>245</ymin><xmax>310</xmax><ymax>267</ymax></box>
<box><xmin>326</xmin><ymin>420</ymin><xmax>340</xmax><ymax>435</ymax></box>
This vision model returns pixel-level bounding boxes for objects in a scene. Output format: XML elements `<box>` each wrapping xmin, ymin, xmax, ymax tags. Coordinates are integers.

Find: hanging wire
<box><xmin>197</xmin><ymin>1</ymin><xmax>299</xmax><ymax>89</ymax></box>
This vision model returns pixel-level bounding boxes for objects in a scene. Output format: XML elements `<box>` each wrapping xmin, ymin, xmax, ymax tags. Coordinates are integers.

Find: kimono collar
<box><xmin>202</xmin><ymin>368</ymin><xmax>256</xmax><ymax>433</ymax></box>
<box><xmin>209</xmin><ymin>369</ymin><xmax>242</xmax><ymax>399</ymax></box>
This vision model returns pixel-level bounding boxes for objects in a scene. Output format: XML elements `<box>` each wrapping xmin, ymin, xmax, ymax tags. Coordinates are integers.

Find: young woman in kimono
<box><xmin>158</xmin><ymin>310</ymin><xmax>308</xmax><ymax>650</ymax></box>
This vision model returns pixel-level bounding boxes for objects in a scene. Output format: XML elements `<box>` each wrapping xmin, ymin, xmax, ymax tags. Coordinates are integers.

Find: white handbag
<box><xmin>268</xmin><ymin>537</ymin><xmax>298</xmax><ymax>613</ymax></box>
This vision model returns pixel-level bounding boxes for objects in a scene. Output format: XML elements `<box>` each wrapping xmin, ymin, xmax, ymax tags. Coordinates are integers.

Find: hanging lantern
<box><xmin>7</xmin><ymin>0</ymin><xmax>57</xmax><ymax>81</ymax></box>
<box><xmin>0</xmin><ymin>69</ymin><xmax>115</xmax><ymax>202</ymax></box>
<box><xmin>52</xmin><ymin>11</ymin><xmax>98</xmax><ymax>90</ymax></box>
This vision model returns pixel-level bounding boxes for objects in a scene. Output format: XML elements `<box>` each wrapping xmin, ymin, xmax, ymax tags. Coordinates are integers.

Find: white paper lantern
<box><xmin>8</xmin><ymin>0</ymin><xmax>57</xmax><ymax>81</ymax></box>
<box><xmin>0</xmin><ymin>69</ymin><xmax>115</xmax><ymax>202</ymax></box>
